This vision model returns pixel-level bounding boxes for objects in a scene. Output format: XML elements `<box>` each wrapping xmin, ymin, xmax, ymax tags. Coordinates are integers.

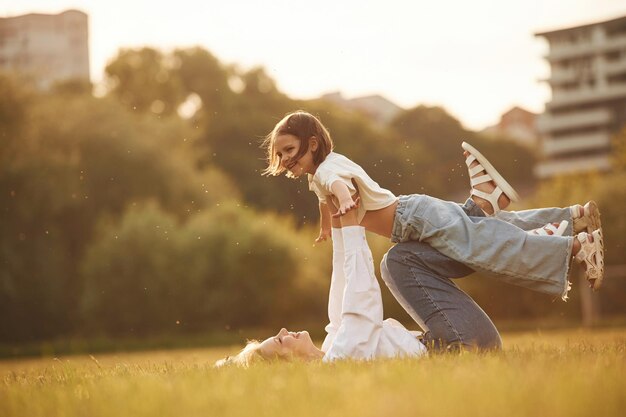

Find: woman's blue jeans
<box><xmin>380</xmin><ymin>196</ymin><xmax>575</xmax><ymax>351</ymax></box>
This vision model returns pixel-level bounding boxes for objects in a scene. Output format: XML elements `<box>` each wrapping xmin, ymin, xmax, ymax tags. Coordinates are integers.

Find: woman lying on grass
<box><xmin>215</xmin><ymin>112</ymin><xmax>604</xmax><ymax>367</ymax></box>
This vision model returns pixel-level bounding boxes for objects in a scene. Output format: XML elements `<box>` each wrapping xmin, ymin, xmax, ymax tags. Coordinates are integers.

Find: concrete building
<box><xmin>0</xmin><ymin>9</ymin><xmax>89</xmax><ymax>90</ymax></box>
<box><xmin>535</xmin><ymin>15</ymin><xmax>626</xmax><ymax>178</ymax></box>
<box><xmin>482</xmin><ymin>106</ymin><xmax>540</xmax><ymax>149</ymax></box>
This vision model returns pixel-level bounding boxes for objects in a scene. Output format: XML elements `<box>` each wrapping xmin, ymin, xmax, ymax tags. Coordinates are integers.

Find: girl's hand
<box><xmin>315</xmin><ymin>228</ymin><xmax>331</xmax><ymax>243</ymax></box>
<box><xmin>332</xmin><ymin>197</ymin><xmax>360</xmax><ymax>218</ymax></box>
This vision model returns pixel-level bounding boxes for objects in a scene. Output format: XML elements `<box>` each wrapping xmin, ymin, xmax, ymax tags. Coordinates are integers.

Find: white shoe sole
<box><xmin>462</xmin><ymin>141</ymin><xmax>520</xmax><ymax>203</ymax></box>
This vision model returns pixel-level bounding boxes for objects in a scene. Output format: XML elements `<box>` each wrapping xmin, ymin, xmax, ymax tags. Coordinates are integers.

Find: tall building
<box><xmin>535</xmin><ymin>15</ymin><xmax>626</xmax><ymax>178</ymax></box>
<box><xmin>0</xmin><ymin>9</ymin><xmax>89</xmax><ymax>90</ymax></box>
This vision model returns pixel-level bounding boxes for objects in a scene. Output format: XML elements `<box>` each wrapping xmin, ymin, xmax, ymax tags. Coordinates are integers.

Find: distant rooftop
<box><xmin>1</xmin><ymin>9</ymin><xmax>87</xmax><ymax>19</ymax></box>
<box><xmin>535</xmin><ymin>14</ymin><xmax>626</xmax><ymax>37</ymax></box>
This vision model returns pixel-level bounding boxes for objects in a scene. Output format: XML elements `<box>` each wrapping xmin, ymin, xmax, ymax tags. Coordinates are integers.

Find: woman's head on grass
<box><xmin>215</xmin><ymin>328</ymin><xmax>324</xmax><ymax>367</ymax></box>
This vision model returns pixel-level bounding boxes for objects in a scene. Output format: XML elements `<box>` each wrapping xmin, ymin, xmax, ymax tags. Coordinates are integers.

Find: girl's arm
<box><xmin>330</xmin><ymin>181</ymin><xmax>360</xmax><ymax>218</ymax></box>
<box><xmin>315</xmin><ymin>202</ymin><xmax>332</xmax><ymax>243</ymax></box>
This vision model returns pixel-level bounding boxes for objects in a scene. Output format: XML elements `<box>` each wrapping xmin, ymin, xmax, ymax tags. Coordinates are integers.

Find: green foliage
<box><xmin>80</xmin><ymin>203</ymin><xmax>181</xmax><ymax>334</ymax></box>
<box><xmin>389</xmin><ymin>105</ymin><xmax>536</xmax><ymax>197</ymax></box>
<box><xmin>0</xmin><ymin>74</ymin><xmax>237</xmax><ymax>342</ymax></box>
<box><xmin>0</xmin><ymin>73</ymin><xmax>33</xmax><ymax>144</ymax></box>
<box><xmin>105</xmin><ymin>48</ymin><xmax>184</xmax><ymax>115</ymax></box>
<box><xmin>80</xmin><ymin>202</ymin><xmax>328</xmax><ymax>335</ymax></box>
<box><xmin>172</xmin><ymin>47</ymin><xmax>236</xmax><ymax>116</ymax></box>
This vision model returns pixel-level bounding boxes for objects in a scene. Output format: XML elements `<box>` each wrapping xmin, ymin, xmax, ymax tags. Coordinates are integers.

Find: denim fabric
<box><xmin>380</xmin><ymin>198</ymin><xmax>500</xmax><ymax>351</ymax></box>
<box><xmin>381</xmin><ymin>240</ymin><xmax>502</xmax><ymax>351</ymax></box>
<box><xmin>381</xmin><ymin>197</ymin><xmax>576</xmax><ymax>351</ymax></box>
<box><xmin>390</xmin><ymin>194</ymin><xmax>573</xmax><ymax>298</ymax></box>
<box><xmin>495</xmin><ymin>206</ymin><xmax>573</xmax><ymax>235</ymax></box>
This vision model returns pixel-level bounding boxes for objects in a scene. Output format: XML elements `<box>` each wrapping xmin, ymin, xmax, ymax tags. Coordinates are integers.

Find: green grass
<box><xmin>1</xmin><ymin>328</ymin><xmax>625</xmax><ymax>417</ymax></box>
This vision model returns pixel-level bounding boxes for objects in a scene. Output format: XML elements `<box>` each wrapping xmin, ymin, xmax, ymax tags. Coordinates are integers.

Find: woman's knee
<box><xmin>384</xmin><ymin>241</ymin><xmax>439</xmax><ymax>266</ymax></box>
<box><xmin>380</xmin><ymin>243</ymin><xmax>421</xmax><ymax>285</ymax></box>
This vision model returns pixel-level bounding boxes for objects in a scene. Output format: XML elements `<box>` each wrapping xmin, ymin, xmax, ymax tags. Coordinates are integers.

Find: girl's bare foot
<box><xmin>464</xmin><ymin>150</ymin><xmax>511</xmax><ymax>215</ymax></box>
<box><xmin>572</xmin><ymin>235</ymin><xmax>582</xmax><ymax>258</ymax></box>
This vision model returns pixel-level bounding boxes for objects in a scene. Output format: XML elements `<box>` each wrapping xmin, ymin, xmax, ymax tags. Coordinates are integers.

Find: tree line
<box><xmin>1</xmin><ymin>46</ymin><xmax>624</xmax><ymax>344</ymax></box>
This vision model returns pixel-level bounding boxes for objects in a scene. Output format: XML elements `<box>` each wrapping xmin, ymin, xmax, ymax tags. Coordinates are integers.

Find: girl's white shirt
<box><xmin>308</xmin><ymin>152</ymin><xmax>397</xmax><ymax>222</ymax></box>
<box><xmin>321</xmin><ymin>226</ymin><xmax>427</xmax><ymax>362</ymax></box>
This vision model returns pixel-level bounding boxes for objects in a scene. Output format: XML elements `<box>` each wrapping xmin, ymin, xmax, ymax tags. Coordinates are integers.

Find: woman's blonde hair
<box><xmin>214</xmin><ymin>340</ymin><xmax>270</xmax><ymax>368</ymax></box>
<box><xmin>262</xmin><ymin>111</ymin><xmax>334</xmax><ymax>178</ymax></box>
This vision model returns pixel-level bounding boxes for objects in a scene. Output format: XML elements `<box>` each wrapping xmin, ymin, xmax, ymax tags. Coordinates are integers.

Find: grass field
<box><xmin>1</xmin><ymin>327</ymin><xmax>625</xmax><ymax>417</ymax></box>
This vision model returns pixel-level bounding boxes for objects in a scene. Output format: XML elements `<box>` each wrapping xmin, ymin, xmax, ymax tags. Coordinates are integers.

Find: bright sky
<box><xmin>3</xmin><ymin>1</ymin><xmax>626</xmax><ymax>130</ymax></box>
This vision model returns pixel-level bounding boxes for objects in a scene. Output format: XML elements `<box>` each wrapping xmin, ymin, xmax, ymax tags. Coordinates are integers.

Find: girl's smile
<box><xmin>274</xmin><ymin>133</ymin><xmax>318</xmax><ymax>177</ymax></box>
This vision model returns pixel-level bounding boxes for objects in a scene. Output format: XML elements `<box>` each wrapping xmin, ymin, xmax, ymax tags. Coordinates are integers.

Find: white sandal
<box><xmin>527</xmin><ymin>220</ymin><xmax>568</xmax><ymax>236</ymax></box>
<box><xmin>574</xmin><ymin>229</ymin><xmax>605</xmax><ymax>290</ymax></box>
<box><xmin>462</xmin><ymin>141</ymin><xmax>520</xmax><ymax>216</ymax></box>
<box><xmin>571</xmin><ymin>200</ymin><xmax>601</xmax><ymax>234</ymax></box>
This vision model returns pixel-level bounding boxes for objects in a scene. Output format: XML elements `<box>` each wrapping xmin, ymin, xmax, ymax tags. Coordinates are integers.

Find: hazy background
<box><xmin>3</xmin><ymin>0</ymin><xmax>626</xmax><ymax>129</ymax></box>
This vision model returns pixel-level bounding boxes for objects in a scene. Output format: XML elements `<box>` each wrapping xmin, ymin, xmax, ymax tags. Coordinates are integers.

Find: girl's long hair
<box><xmin>262</xmin><ymin>111</ymin><xmax>333</xmax><ymax>178</ymax></box>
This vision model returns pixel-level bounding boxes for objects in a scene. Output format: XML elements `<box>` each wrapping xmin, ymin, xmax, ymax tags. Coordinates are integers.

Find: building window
<box><xmin>608</xmin><ymin>72</ymin><xmax>626</xmax><ymax>85</ymax></box>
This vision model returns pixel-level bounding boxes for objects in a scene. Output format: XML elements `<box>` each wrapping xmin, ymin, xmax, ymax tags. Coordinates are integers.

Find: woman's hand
<box><xmin>315</xmin><ymin>228</ymin><xmax>332</xmax><ymax>243</ymax></box>
<box><xmin>332</xmin><ymin>197</ymin><xmax>360</xmax><ymax>218</ymax></box>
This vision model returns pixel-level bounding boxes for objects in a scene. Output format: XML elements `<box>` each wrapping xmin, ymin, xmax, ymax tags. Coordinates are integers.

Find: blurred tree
<box><xmin>80</xmin><ymin>202</ymin><xmax>328</xmax><ymax>335</ymax></box>
<box><xmin>0</xmin><ymin>78</ymin><xmax>237</xmax><ymax>342</ymax></box>
<box><xmin>389</xmin><ymin>105</ymin><xmax>473</xmax><ymax>197</ymax></box>
<box><xmin>105</xmin><ymin>47</ymin><xmax>184</xmax><ymax>116</ymax></box>
<box><xmin>172</xmin><ymin>47</ymin><xmax>235</xmax><ymax>117</ymax></box>
<box><xmin>51</xmin><ymin>78</ymin><xmax>93</xmax><ymax>96</ymax></box>
<box><xmin>389</xmin><ymin>105</ymin><xmax>536</xmax><ymax>199</ymax></box>
<box><xmin>0</xmin><ymin>73</ymin><xmax>32</xmax><ymax>146</ymax></box>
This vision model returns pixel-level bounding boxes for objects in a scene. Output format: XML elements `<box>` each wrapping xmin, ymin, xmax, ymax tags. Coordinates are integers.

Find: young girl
<box><xmin>262</xmin><ymin>110</ymin><xmax>604</xmax><ymax>360</ymax></box>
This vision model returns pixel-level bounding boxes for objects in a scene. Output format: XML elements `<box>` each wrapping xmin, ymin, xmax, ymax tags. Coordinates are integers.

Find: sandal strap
<box><xmin>470</xmin><ymin>174</ymin><xmax>493</xmax><ymax>187</ymax></box>
<box><xmin>573</xmin><ymin>201</ymin><xmax>601</xmax><ymax>234</ymax></box>
<box><xmin>462</xmin><ymin>142</ymin><xmax>520</xmax><ymax>215</ymax></box>
<box><xmin>465</xmin><ymin>156</ymin><xmax>499</xmax><ymax>210</ymax></box>
<box><xmin>468</xmin><ymin>164</ymin><xmax>485</xmax><ymax>178</ymax></box>
<box><xmin>528</xmin><ymin>220</ymin><xmax>568</xmax><ymax>236</ymax></box>
<box><xmin>470</xmin><ymin>187</ymin><xmax>503</xmax><ymax>213</ymax></box>
<box><xmin>570</xmin><ymin>204</ymin><xmax>583</xmax><ymax>219</ymax></box>
<box><xmin>466</xmin><ymin>156</ymin><xmax>488</xmax><ymax>179</ymax></box>
<box><xmin>465</xmin><ymin>154</ymin><xmax>477</xmax><ymax>166</ymax></box>
<box><xmin>575</xmin><ymin>231</ymin><xmax>604</xmax><ymax>283</ymax></box>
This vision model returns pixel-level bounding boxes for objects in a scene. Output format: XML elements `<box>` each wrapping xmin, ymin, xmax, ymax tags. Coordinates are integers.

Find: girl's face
<box><xmin>257</xmin><ymin>328</ymin><xmax>317</xmax><ymax>359</ymax></box>
<box><xmin>274</xmin><ymin>134</ymin><xmax>318</xmax><ymax>177</ymax></box>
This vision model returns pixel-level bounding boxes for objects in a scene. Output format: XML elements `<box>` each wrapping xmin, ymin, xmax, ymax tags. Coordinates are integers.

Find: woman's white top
<box><xmin>308</xmin><ymin>152</ymin><xmax>397</xmax><ymax>223</ymax></box>
<box><xmin>321</xmin><ymin>226</ymin><xmax>427</xmax><ymax>362</ymax></box>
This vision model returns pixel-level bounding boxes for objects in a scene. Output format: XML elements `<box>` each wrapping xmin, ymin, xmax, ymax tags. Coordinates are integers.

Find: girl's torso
<box><xmin>360</xmin><ymin>200</ymin><xmax>398</xmax><ymax>238</ymax></box>
<box><xmin>327</xmin><ymin>194</ymin><xmax>398</xmax><ymax>239</ymax></box>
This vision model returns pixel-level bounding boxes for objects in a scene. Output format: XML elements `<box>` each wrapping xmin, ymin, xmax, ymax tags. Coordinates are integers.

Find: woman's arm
<box><xmin>320</xmin><ymin>227</ymin><xmax>345</xmax><ymax>352</ymax></box>
<box><xmin>323</xmin><ymin>222</ymin><xmax>384</xmax><ymax>361</ymax></box>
